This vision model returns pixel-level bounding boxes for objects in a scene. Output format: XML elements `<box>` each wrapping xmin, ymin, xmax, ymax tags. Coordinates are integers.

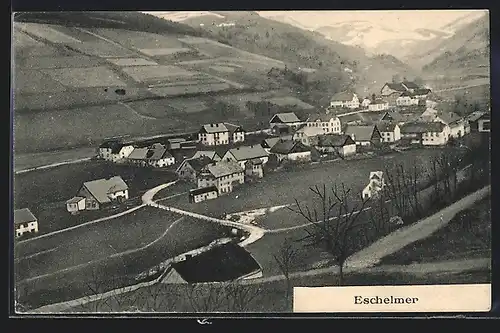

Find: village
<box><xmin>13</xmin><ymin>79</ymin><xmax>491</xmax><ymax>237</ymax></box>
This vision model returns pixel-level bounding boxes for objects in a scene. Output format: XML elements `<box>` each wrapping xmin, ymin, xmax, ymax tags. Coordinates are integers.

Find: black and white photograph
<box><xmin>11</xmin><ymin>9</ymin><xmax>491</xmax><ymax>314</ymax></box>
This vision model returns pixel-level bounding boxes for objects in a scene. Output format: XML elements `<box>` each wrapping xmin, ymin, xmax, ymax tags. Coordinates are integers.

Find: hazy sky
<box><xmin>257</xmin><ymin>10</ymin><xmax>487</xmax><ymax>31</ymax></box>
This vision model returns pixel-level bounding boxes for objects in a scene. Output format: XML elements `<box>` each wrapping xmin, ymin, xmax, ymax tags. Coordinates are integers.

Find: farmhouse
<box><xmin>315</xmin><ymin>134</ymin><xmax>356</xmax><ymax>157</ymax></box>
<box><xmin>65</xmin><ymin>196</ymin><xmax>86</xmax><ymax>215</ymax></box>
<box><xmin>126</xmin><ymin>147</ymin><xmax>149</xmax><ymax>166</ymax></box>
<box><xmin>380</xmin><ymin>111</ymin><xmax>418</xmax><ymax>125</ymax></box>
<box><xmin>98</xmin><ymin>140</ymin><xmax>135</xmax><ymax>162</ymax></box>
<box><xmin>368</xmin><ymin>99</ymin><xmax>390</xmax><ymax>111</ymax></box>
<box><xmin>198</xmin><ymin>123</ymin><xmax>230</xmax><ymax>146</ymax></box>
<box><xmin>467</xmin><ymin>111</ymin><xmax>490</xmax><ymax>133</ymax></box>
<box><xmin>344</xmin><ymin>125</ymin><xmax>382</xmax><ymax>146</ymax></box>
<box><xmin>76</xmin><ymin>176</ymin><xmax>129</xmax><ymax>210</ymax></box>
<box><xmin>189</xmin><ymin>186</ymin><xmax>219</xmax><ymax>203</ymax></box>
<box><xmin>376</xmin><ymin>121</ymin><xmax>401</xmax><ymax>143</ymax></box>
<box><xmin>270</xmin><ymin>140</ymin><xmax>311</xmax><ymax>162</ymax></box>
<box><xmin>144</xmin><ymin>143</ymin><xmax>175</xmax><ymax>168</ymax></box>
<box><xmin>412</xmin><ymin>88</ymin><xmax>431</xmax><ymax>99</ymax></box>
<box><xmin>245</xmin><ymin>158</ymin><xmax>264</xmax><ymax>178</ymax></box>
<box><xmin>224</xmin><ymin>123</ymin><xmax>246</xmax><ymax>143</ymax></box>
<box><xmin>176</xmin><ymin>156</ymin><xmax>213</xmax><ymax>182</ymax></box>
<box><xmin>221</xmin><ymin>145</ymin><xmax>269</xmax><ymax>169</ymax></box>
<box><xmin>400</xmin><ymin>122</ymin><xmax>450</xmax><ymax>146</ymax></box>
<box><xmin>269</xmin><ymin>112</ymin><xmax>304</xmax><ymax>130</ymax></box>
<box><xmin>197</xmin><ymin>161</ymin><xmax>245</xmax><ymax>195</ymax></box>
<box><xmin>306</xmin><ymin>114</ymin><xmax>342</xmax><ymax>134</ymax></box>
<box><xmin>330</xmin><ymin>92</ymin><xmax>360</xmax><ymax>109</ymax></box>
<box><xmin>14</xmin><ymin>208</ymin><xmax>38</xmax><ymax>238</ymax></box>
<box><xmin>271</xmin><ymin>124</ymin><xmax>293</xmax><ymax>135</ymax></box>
<box><xmin>261</xmin><ymin>137</ymin><xmax>281</xmax><ymax>153</ymax></box>
<box><xmin>420</xmin><ymin>110</ymin><xmax>466</xmax><ymax>138</ymax></box>
<box><xmin>293</xmin><ymin>125</ymin><xmax>325</xmax><ymax>146</ymax></box>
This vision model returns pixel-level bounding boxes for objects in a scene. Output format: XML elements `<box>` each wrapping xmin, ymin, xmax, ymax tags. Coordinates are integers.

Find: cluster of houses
<box><xmin>328</xmin><ymin>80</ymin><xmax>435</xmax><ymax>112</ymax></box>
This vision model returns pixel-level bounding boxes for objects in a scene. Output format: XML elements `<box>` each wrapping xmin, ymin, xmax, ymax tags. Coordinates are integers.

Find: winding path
<box><xmin>141</xmin><ymin>183</ymin><xmax>266</xmax><ymax>247</ymax></box>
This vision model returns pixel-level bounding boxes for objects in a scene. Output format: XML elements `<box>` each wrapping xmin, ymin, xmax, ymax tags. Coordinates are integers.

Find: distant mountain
<box><xmin>420</xmin><ymin>14</ymin><xmax>489</xmax><ymax>80</ymax></box>
<box><xmin>149</xmin><ymin>11</ymin><xmax>418</xmax><ymax>96</ymax></box>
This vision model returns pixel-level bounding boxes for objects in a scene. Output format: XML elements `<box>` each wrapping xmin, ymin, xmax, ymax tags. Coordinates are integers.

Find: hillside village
<box><xmin>16</xmin><ymin>79</ymin><xmax>486</xmax><ymax>222</ymax></box>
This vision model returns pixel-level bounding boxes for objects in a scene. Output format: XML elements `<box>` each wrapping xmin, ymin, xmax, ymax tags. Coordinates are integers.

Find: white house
<box><xmin>144</xmin><ymin>143</ymin><xmax>175</xmax><ymax>168</ymax></box>
<box><xmin>376</xmin><ymin>121</ymin><xmax>401</xmax><ymax>143</ymax></box>
<box><xmin>65</xmin><ymin>196</ymin><xmax>86</xmax><ymax>215</ymax></box>
<box><xmin>14</xmin><ymin>208</ymin><xmax>38</xmax><ymax>238</ymax></box>
<box><xmin>269</xmin><ymin>112</ymin><xmax>304</xmax><ymax>130</ymax></box>
<box><xmin>176</xmin><ymin>156</ymin><xmax>213</xmax><ymax>182</ymax></box>
<box><xmin>77</xmin><ymin>176</ymin><xmax>129</xmax><ymax>210</ymax></box>
<box><xmin>292</xmin><ymin>125</ymin><xmax>325</xmax><ymax>146</ymax></box>
<box><xmin>467</xmin><ymin>111</ymin><xmax>490</xmax><ymax>133</ymax></box>
<box><xmin>98</xmin><ymin>141</ymin><xmax>135</xmax><ymax>162</ymax></box>
<box><xmin>189</xmin><ymin>186</ymin><xmax>219</xmax><ymax>203</ymax></box>
<box><xmin>198</xmin><ymin>123</ymin><xmax>230</xmax><ymax>146</ymax></box>
<box><xmin>368</xmin><ymin>99</ymin><xmax>390</xmax><ymax>111</ymax></box>
<box><xmin>197</xmin><ymin>161</ymin><xmax>245</xmax><ymax>195</ymax></box>
<box><xmin>344</xmin><ymin>125</ymin><xmax>382</xmax><ymax>146</ymax></box>
<box><xmin>221</xmin><ymin>145</ymin><xmax>269</xmax><ymax>169</ymax></box>
<box><xmin>361</xmin><ymin>98</ymin><xmax>372</xmax><ymax>108</ymax></box>
<box><xmin>269</xmin><ymin>140</ymin><xmax>311</xmax><ymax>162</ymax></box>
<box><xmin>362</xmin><ymin>171</ymin><xmax>385</xmax><ymax>200</ymax></box>
<box><xmin>396</xmin><ymin>92</ymin><xmax>419</xmax><ymax>106</ymax></box>
<box><xmin>330</xmin><ymin>92</ymin><xmax>359</xmax><ymax>109</ymax></box>
<box><xmin>420</xmin><ymin>110</ymin><xmax>466</xmax><ymax>138</ymax></box>
<box><xmin>225</xmin><ymin>123</ymin><xmax>246</xmax><ymax>143</ymax></box>
<box><xmin>306</xmin><ymin>114</ymin><xmax>342</xmax><ymax>134</ymax></box>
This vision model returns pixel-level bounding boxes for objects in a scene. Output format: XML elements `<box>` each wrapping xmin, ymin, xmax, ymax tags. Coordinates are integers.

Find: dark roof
<box><xmin>400</xmin><ymin>122</ymin><xmax>446</xmax><ymax>134</ymax></box>
<box><xmin>14</xmin><ymin>208</ymin><xmax>37</xmax><ymax>225</ymax></box>
<box><xmin>270</xmin><ymin>140</ymin><xmax>310</xmax><ymax>154</ymax></box>
<box><xmin>189</xmin><ymin>186</ymin><xmax>218</xmax><ymax>196</ymax></box>
<box><xmin>413</xmin><ymin>88</ymin><xmax>431</xmax><ymax>95</ymax></box>
<box><xmin>436</xmin><ymin>111</ymin><xmax>462</xmax><ymax>125</ymax></box>
<box><xmin>316</xmin><ymin>134</ymin><xmax>354</xmax><ymax>147</ymax></box>
<box><xmin>245</xmin><ymin>158</ymin><xmax>264</xmax><ymax>166</ymax></box>
<box><xmin>99</xmin><ymin>140</ymin><xmax>132</xmax><ymax>154</ymax></box>
<box><xmin>372</xmin><ymin>98</ymin><xmax>388</xmax><ymax>105</ymax></box>
<box><xmin>399</xmin><ymin>91</ymin><xmax>416</xmax><ymax>97</ymax></box>
<box><xmin>261</xmin><ymin>137</ymin><xmax>281</xmax><ymax>149</ymax></box>
<box><xmin>186</xmin><ymin>156</ymin><xmax>213</xmax><ymax>172</ymax></box>
<box><xmin>466</xmin><ymin>111</ymin><xmax>489</xmax><ymax>122</ymax></box>
<box><xmin>344</xmin><ymin>125</ymin><xmax>378</xmax><ymax>142</ymax></box>
<box><xmin>376</xmin><ymin>121</ymin><xmax>398</xmax><ymax>132</ymax></box>
<box><xmin>171</xmin><ymin>242</ymin><xmax>261</xmax><ymax>283</ymax></box>
<box><xmin>402</xmin><ymin>81</ymin><xmax>420</xmax><ymax>89</ymax></box>
<box><xmin>383</xmin><ymin>83</ymin><xmax>407</xmax><ymax>92</ymax></box>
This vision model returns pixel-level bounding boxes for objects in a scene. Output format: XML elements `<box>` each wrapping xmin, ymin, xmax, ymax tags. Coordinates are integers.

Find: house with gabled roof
<box><xmin>401</xmin><ymin>81</ymin><xmax>420</xmax><ymax>92</ymax></box>
<box><xmin>197</xmin><ymin>161</ymin><xmax>245</xmax><ymax>195</ymax></box>
<box><xmin>419</xmin><ymin>109</ymin><xmax>466</xmax><ymax>138</ymax></box>
<box><xmin>270</xmin><ymin>140</ymin><xmax>311</xmax><ymax>162</ymax></box>
<box><xmin>221</xmin><ymin>145</ymin><xmax>269</xmax><ymax>169</ymax></box>
<box><xmin>190</xmin><ymin>150</ymin><xmax>222</xmax><ymax>162</ymax></box>
<box><xmin>144</xmin><ymin>143</ymin><xmax>175</xmax><ymax>168</ymax></box>
<box><xmin>198</xmin><ymin>123</ymin><xmax>230</xmax><ymax>146</ymax></box>
<box><xmin>269</xmin><ymin>112</ymin><xmax>304</xmax><ymax>131</ymax></box>
<box><xmin>400</xmin><ymin>122</ymin><xmax>450</xmax><ymax>145</ymax></box>
<box><xmin>14</xmin><ymin>208</ymin><xmax>38</xmax><ymax>238</ymax></box>
<box><xmin>261</xmin><ymin>137</ymin><xmax>281</xmax><ymax>153</ymax></box>
<box><xmin>466</xmin><ymin>111</ymin><xmax>490</xmax><ymax>133</ymax></box>
<box><xmin>224</xmin><ymin>123</ymin><xmax>246</xmax><ymax>143</ymax></box>
<box><xmin>189</xmin><ymin>186</ymin><xmax>219</xmax><ymax>203</ymax></box>
<box><xmin>315</xmin><ymin>134</ymin><xmax>356</xmax><ymax>157</ymax></box>
<box><xmin>76</xmin><ymin>176</ymin><xmax>129</xmax><ymax>210</ymax></box>
<box><xmin>292</xmin><ymin>124</ymin><xmax>325</xmax><ymax>146</ymax></box>
<box><xmin>98</xmin><ymin>140</ymin><xmax>135</xmax><ymax>162</ymax></box>
<box><xmin>245</xmin><ymin>158</ymin><xmax>264</xmax><ymax>178</ymax></box>
<box><xmin>396</xmin><ymin>91</ymin><xmax>420</xmax><ymax>106</ymax></box>
<box><xmin>381</xmin><ymin>83</ymin><xmax>407</xmax><ymax>96</ymax></box>
<box><xmin>344</xmin><ymin>125</ymin><xmax>382</xmax><ymax>146</ymax></box>
<box><xmin>329</xmin><ymin>92</ymin><xmax>360</xmax><ymax>109</ymax></box>
<box><xmin>126</xmin><ymin>147</ymin><xmax>149</xmax><ymax>166</ymax></box>
<box><xmin>376</xmin><ymin>121</ymin><xmax>401</xmax><ymax>143</ymax></box>
<box><xmin>176</xmin><ymin>156</ymin><xmax>214</xmax><ymax>182</ymax></box>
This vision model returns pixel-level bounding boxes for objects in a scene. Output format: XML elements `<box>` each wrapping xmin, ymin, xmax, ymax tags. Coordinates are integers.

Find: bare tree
<box><xmin>82</xmin><ymin>266</ymin><xmax>113</xmax><ymax>312</ymax></box>
<box><xmin>367</xmin><ymin>191</ymin><xmax>391</xmax><ymax>239</ymax></box>
<box><xmin>383</xmin><ymin>162</ymin><xmax>422</xmax><ymax>220</ymax></box>
<box><xmin>186</xmin><ymin>282</ymin><xmax>227</xmax><ymax>312</ymax></box>
<box><xmin>289</xmin><ymin>183</ymin><xmax>370</xmax><ymax>286</ymax></box>
<box><xmin>135</xmin><ymin>284</ymin><xmax>179</xmax><ymax>312</ymax></box>
<box><xmin>273</xmin><ymin>238</ymin><xmax>298</xmax><ymax>300</ymax></box>
<box><xmin>224</xmin><ymin>280</ymin><xmax>261</xmax><ymax>312</ymax></box>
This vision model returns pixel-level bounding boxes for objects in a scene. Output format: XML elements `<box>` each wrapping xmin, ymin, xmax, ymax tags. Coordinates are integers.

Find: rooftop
<box><xmin>376</xmin><ymin>121</ymin><xmax>398</xmax><ymax>132</ymax></box>
<box><xmin>331</xmin><ymin>91</ymin><xmax>357</xmax><ymax>102</ymax></box>
<box><xmin>14</xmin><ymin>208</ymin><xmax>37</xmax><ymax>225</ymax></box>
<box><xmin>344</xmin><ymin>125</ymin><xmax>378</xmax><ymax>141</ymax></box>
<box><xmin>82</xmin><ymin>176</ymin><xmax>128</xmax><ymax>204</ymax></box>
<box><xmin>200</xmin><ymin>123</ymin><xmax>229</xmax><ymax>134</ymax></box>
<box><xmin>270</xmin><ymin>112</ymin><xmax>301</xmax><ymax>124</ymax></box>
<box><xmin>127</xmin><ymin>147</ymin><xmax>149</xmax><ymax>160</ymax></box>
<box><xmin>270</xmin><ymin>140</ymin><xmax>310</xmax><ymax>154</ymax></box>
<box><xmin>65</xmin><ymin>196</ymin><xmax>85</xmax><ymax>204</ymax></box>
<box><xmin>203</xmin><ymin>161</ymin><xmax>244</xmax><ymax>178</ymax></box>
<box><xmin>226</xmin><ymin>145</ymin><xmax>269</xmax><ymax>161</ymax></box>
<box><xmin>316</xmin><ymin>134</ymin><xmax>354</xmax><ymax>147</ymax></box>
<box><xmin>400</xmin><ymin>122</ymin><xmax>446</xmax><ymax>134</ymax></box>
<box><xmin>189</xmin><ymin>186</ymin><xmax>218</xmax><ymax>196</ymax></box>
